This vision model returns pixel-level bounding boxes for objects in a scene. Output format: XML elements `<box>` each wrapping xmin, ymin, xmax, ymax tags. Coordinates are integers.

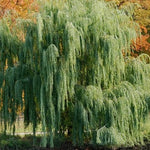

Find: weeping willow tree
<box><xmin>0</xmin><ymin>0</ymin><xmax>150</xmax><ymax>148</ymax></box>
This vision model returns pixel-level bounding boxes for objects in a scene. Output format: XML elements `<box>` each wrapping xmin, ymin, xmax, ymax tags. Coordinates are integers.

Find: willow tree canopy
<box><xmin>0</xmin><ymin>0</ymin><xmax>150</xmax><ymax>148</ymax></box>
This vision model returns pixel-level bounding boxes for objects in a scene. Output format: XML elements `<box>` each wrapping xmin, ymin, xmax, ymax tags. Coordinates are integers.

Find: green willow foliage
<box><xmin>0</xmin><ymin>0</ymin><xmax>150</xmax><ymax>147</ymax></box>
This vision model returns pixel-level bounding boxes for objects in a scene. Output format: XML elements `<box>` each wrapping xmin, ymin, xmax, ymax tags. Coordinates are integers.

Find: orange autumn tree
<box><xmin>0</xmin><ymin>0</ymin><xmax>39</xmax><ymax>41</ymax></box>
<box><xmin>131</xmin><ymin>26</ymin><xmax>150</xmax><ymax>57</ymax></box>
<box><xmin>131</xmin><ymin>0</ymin><xmax>150</xmax><ymax>56</ymax></box>
<box><xmin>0</xmin><ymin>0</ymin><xmax>38</xmax><ymax>20</ymax></box>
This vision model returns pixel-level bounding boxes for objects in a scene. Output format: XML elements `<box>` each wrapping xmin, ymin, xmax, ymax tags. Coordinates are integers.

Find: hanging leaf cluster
<box><xmin>0</xmin><ymin>0</ymin><xmax>150</xmax><ymax>148</ymax></box>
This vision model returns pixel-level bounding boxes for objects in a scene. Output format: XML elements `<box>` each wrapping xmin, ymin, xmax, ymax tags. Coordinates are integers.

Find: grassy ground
<box><xmin>0</xmin><ymin>116</ymin><xmax>42</xmax><ymax>136</ymax></box>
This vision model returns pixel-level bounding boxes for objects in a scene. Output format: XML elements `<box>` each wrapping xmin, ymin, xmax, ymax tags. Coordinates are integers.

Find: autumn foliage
<box><xmin>0</xmin><ymin>0</ymin><xmax>38</xmax><ymax>19</ymax></box>
<box><xmin>131</xmin><ymin>0</ymin><xmax>150</xmax><ymax>56</ymax></box>
<box><xmin>131</xmin><ymin>26</ymin><xmax>150</xmax><ymax>57</ymax></box>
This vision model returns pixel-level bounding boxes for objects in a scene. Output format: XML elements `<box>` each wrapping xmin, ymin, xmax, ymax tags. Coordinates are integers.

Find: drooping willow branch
<box><xmin>0</xmin><ymin>0</ymin><xmax>150</xmax><ymax>148</ymax></box>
